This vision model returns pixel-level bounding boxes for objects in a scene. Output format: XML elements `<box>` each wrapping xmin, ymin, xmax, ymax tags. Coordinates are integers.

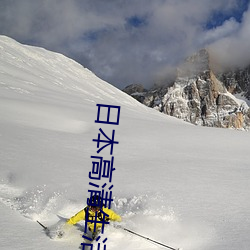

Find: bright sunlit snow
<box><xmin>0</xmin><ymin>36</ymin><xmax>250</xmax><ymax>250</ymax></box>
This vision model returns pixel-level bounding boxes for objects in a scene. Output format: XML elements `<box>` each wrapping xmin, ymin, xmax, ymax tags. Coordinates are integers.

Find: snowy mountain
<box><xmin>1</xmin><ymin>36</ymin><xmax>250</xmax><ymax>250</ymax></box>
<box><xmin>124</xmin><ymin>49</ymin><xmax>250</xmax><ymax>130</ymax></box>
<box><xmin>217</xmin><ymin>65</ymin><xmax>250</xmax><ymax>100</ymax></box>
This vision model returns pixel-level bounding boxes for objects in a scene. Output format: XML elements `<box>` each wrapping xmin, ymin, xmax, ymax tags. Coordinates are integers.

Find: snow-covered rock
<box><xmin>124</xmin><ymin>49</ymin><xmax>250</xmax><ymax>130</ymax></box>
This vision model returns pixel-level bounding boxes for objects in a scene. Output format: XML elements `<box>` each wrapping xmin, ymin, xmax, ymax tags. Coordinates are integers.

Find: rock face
<box><xmin>123</xmin><ymin>84</ymin><xmax>147</xmax><ymax>103</ymax></box>
<box><xmin>123</xmin><ymin>49</ymin><xmax>250</xmax><ymax>130</ymax></box>
<box><xmin>217</xmin><ymin>66</ymin><xmax>250</xmax><ymax>99</ymax></box>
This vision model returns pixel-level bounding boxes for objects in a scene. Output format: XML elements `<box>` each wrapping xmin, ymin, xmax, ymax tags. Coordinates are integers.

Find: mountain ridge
<box><xmin>123</xmin><ymin>49</ymin><xmax>250</xmax><ymax>130</ymax></box>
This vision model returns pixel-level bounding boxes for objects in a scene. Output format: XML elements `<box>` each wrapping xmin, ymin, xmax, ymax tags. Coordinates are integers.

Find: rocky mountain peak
<box><xmin>123</xmin><ymin>49</ymin><xmax>250</xmax><ymax>130</ymax></box>
<box><xmin>177</xmin><ymin>48</ymin><xmax>210</xmax><ymax>78</ymax></box>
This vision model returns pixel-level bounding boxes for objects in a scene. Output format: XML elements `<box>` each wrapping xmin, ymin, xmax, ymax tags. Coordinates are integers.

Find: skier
<box><xmin>66</xmin><ymin>195</ymin><xmax>122</xmax><ymax>239</ymax></box>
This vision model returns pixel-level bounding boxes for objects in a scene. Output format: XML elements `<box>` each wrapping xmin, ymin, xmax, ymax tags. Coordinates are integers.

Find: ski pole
<box><xmin>122</xmin><ymin>227</ymin><xmax>180</xmax><ymax>250</ymax></box>
<box><xmin>37</xmin><ymin>220</ymin><xmax>48</xmax><ymax>230</ymax></box>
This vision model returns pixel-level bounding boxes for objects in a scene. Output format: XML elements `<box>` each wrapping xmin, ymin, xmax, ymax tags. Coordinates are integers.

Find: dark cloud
<box><xmin>0</xmin><ymin>0</ymin><xmax>249</xmax><ymax>89</ymax></box>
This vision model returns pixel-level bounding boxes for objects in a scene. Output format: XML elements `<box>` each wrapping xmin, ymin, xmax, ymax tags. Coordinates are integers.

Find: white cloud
<box><xmin>200</xmin><ymin>18</ymin><xmax>240</xmax><ymax>45</ymax></box>
<box><xmin>209</xmin><ymin>5</ymin><xmax>250</xmax><ymax>68</ymax></box>
<box><xmin>0</xmin><ymin>0</ymin><xmax>249</xmax><ymax>88</ymax></box>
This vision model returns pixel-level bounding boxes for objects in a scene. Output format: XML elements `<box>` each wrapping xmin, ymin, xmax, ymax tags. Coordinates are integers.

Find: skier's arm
<box><xmin>104</xmin><ymin>208</ymin><xmax>122</xmax><ymax>222</ymax></box>
<box><xmin>67</xmin><ymin>209</ymin><xmax>85</xmax><ymax>225</ymax></box>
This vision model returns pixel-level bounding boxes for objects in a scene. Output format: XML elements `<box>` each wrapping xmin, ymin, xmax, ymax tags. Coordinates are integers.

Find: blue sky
<box><xmin>0</xmin><ymin>0</ymin><xmax>249</xmax><ymax>89</ymax></box>
<box><xmin>206</xmin><ymin>0</ymin><xmax>249</xmax><ymax>28</ymax></box>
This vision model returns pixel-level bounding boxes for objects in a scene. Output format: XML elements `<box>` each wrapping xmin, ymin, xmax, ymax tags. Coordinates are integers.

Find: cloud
<box><xmin>209</xmin><ymin>4</ymin><xmax>250</xmax><ymax>69</ymax></box>
<box><xmin>200</xmin><ymin>18</ymin><xmax>240</xmax><ymax>45</ymax></box>
<box><xmin>0</xmin><ymin>0</ymin><xmax>249</xmax><ymax>88</ymax></box>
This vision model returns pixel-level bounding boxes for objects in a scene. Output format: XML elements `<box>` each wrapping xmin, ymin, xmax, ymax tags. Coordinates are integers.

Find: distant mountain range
<box><xmin>123</xmin><ymin>49</ymin><xmax>250</xmax><ymax>130</ymax></box>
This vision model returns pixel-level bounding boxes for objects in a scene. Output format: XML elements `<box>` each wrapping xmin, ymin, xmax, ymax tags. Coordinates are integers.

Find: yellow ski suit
<box><xmin>67</xmin><ymin>206</ymin><xmax>121</xmax><ymax>232</ymax></box>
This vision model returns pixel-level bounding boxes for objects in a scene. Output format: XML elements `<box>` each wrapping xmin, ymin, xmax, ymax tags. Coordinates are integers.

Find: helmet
<box><xmin>88</xmin><ymin>195</ymin><xmax>103</xmax><ymax>207</ymax></box>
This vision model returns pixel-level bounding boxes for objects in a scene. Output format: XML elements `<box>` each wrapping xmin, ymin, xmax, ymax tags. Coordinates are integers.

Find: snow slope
<box><xmin>0</xmin><ymin>36</ymin><xmax>250</xmax><ymax>250</ymax></box>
